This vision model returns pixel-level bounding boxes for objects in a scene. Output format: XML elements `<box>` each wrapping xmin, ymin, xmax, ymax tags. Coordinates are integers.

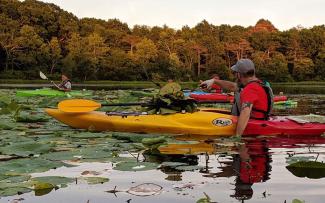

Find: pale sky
<box><xmin>42</xmin><ymin>0</ymin><xmax>324</xmax><ymax>30</ymax></box>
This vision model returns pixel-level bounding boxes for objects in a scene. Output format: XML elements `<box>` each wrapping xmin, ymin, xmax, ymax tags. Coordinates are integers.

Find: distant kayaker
<box><xmin>52</xmin><ymin>74</ymin><xmax>72</xmax><ymax>92</ymax></box>
<box><xmin>200</xmin><ymin>59</ymin><xmax>273</xmax><ymax>137</ymax></box>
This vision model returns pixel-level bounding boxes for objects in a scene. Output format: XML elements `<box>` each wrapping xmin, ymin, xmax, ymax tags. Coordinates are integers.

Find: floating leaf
<box><xmin>0</xmin><ymin>141</ymin><xmax>55</xmax><ymax>157</ymax></box>
<box><xmin>127</xmin><ymin>183</ymin><xmax>162</xmax><ymax>196</ymax></box>
<box><xmin>68</xmin><ymin>132</ymin><xmax>109</xmax><ymax>139</ymax></box>
<box><xmin>0</xmin><ymin>186</ymin><xmax>32</xmax><ymax>197</ymax></box>
<box><xmin>160</xmin><ymin>162</ymin><xmax>188</xmax><ymax>168</ymax></box>
<box><xmin>114</xmin><ymin>161</ymin><xmax>158</xmax><ymax>171</ymax></box>
<box><xmin>112</xmin><ymin>132</ymin><xmax>157</xmax><ymax>143</ymax></box>
<box><xmin>0</xmin><ymin>158</ymin><xmax>73</xmax><ymax>174</ymax></box>
<box><xmin>0</xmin><ymin>175</ymin><xmax>31</xmax><ymax>183</ymax></box>
<box><xmin>32</xmin><ymin>176</ymin><xmax>74</xmax><ymax>188</ymax></box>
<box><xmin>81</xmin><ymin>171</ymin><xmax>101</xmax><ymax>176</ymax></box>
<box><xmin>175</xmin><ymin>165</ymin><xmax>204</xmax><ymax>171</ymax></box>
<box><xmin>286</xmin><ymin>161</ymin><xmax>325</xmax><ymax>179</ymax></box>
<box><xmin>15</xmin><ymin>111</ymin><xmax>49</xmax><ymax>123</ymax></box>
<box><xmin>83</xmin><ymin>177</ymin><xmax>109</xmax><ymax>185</ymax></box>
<box><xmin>0</xmin><ymin>121</ymin><xmax>15</xmax><ymax>130</ymax></box>
<box><xmin>292</xmin><ymin>199</ymin><xmax>305</xmax><ymax>203</ymax></box>
<box><xmin>33</xmin><ymin>182</ymin><xmax>55</xmax><ymax>190</ymax></box>
<box><xmin>286</xmin><ymin>156</ymin><xmax>316</xmax><ymax>164</ymax></box>
<box><xmin>142</xmin><ymin>137</ymin><xmax>167</xmax><ymax>148</ymax></box>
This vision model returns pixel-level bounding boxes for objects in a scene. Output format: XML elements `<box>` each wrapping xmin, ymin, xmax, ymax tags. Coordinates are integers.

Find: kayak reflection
<box><xmin>145</xmin><ymin>135</ymin><xmax>325</xmax><ymax>201</ymax></box>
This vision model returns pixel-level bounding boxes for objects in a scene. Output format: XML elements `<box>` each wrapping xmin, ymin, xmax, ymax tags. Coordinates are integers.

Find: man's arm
<box><xmin>235</xmin><ymin>102</ymin><xmax>253</xmax><ymax>136</ymax></box>
<box><xmin>201</xmin><ymin>79</ymin><xmax>238</xmax><ymax>92</ymax></box>
<box><xmin>214</xmin><ymin>79</ymin><xmax>238</xmax><ymax>92</ymax></box>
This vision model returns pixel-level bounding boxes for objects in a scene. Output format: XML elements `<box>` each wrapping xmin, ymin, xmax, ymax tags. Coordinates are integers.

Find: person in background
<box><xmin>200</xmin><ymin>59</ymin><xmax>273</xmax><ymax>137</ymax></box>
<box><xmin>52</xmin><ymin>74</ymin><xmax>72</xmax><ymax>92</ymax></box>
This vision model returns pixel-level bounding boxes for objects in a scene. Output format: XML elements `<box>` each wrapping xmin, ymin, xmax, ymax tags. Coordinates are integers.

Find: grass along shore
<box><xmin>1</xmin><ymin>80</ymin><xmax>325</xmax><ymax>93</ymax></box>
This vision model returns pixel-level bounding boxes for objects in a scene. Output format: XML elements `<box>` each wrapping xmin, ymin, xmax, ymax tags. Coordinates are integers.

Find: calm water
<box><xmin>1</xmin><ymin>91</ymin><xmax>325</xmax><ymax>203</ymax></box>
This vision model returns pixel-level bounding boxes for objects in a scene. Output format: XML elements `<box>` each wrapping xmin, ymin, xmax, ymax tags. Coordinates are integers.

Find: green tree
<box><xmin>131</xmin><ymin>38</ymin><xmax>158</xmax><ymax>80</ymax></box>
<box><xmin>48</xmin><ymin>37</ymin><xmax>61</xmax><ymax>74</ymax></box>
<box><xmin>292</xmin><ymin>57</ymin><xmax>315</xmax><ymax>81</ymax></box>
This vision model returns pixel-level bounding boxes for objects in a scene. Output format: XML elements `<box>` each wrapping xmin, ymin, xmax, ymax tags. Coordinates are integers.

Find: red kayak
<box><xmin>190</xmin><ymin>93</ymin><xmax>287</xmax><ymax>103</ymax></box>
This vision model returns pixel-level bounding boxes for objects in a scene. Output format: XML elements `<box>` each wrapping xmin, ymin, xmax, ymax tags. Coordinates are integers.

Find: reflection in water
<box><xmin>154</xmin><ymin>135</ymin><xmax>325</xmax><ymax>201</ymax></box>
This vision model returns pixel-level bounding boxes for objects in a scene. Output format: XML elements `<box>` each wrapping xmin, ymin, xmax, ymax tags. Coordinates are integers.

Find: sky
<box><xmin>42</xmin><ymin>0</ymin><xmax>324</xmax><ymax>30</ymax></box>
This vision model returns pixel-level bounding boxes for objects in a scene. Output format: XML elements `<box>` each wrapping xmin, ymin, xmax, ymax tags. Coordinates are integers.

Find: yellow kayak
<box><xmin>45</xmin><ymin>108</ymin><xmax>325</xmax><ymax>136</ymax></box>
<box><xmin>45</xmin><ymin>108</ymin><xmax>236</xmax><ymax>136</ymax></box>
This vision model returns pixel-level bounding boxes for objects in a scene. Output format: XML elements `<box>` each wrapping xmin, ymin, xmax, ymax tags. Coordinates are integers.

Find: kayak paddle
<box><xmin>39</xmin><ymin>71</ymin><xmax>60</xmax><ymax>89</ymax></box>
<box><xmin>58</xmin><ymin>99</ymin><xmax>148</xmax><ymax>113</ymax></box>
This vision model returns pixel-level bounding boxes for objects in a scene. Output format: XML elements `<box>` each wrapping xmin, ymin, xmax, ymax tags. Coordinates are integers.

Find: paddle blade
<box><xmin>39</xmin><ymin>71</ymin><xmax>48</xmax><ymax>80</ymax></box>
<box><xmin>58</xmin><ymin>99</ymin><xmax>101</xmax><ymax>113</ymax></box>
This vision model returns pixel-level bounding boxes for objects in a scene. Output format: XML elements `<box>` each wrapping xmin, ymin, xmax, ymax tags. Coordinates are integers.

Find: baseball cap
<box><xmin>231</xmin><ymin>59</ymin><xmax>255</xmax><ymax>74</ymax></box>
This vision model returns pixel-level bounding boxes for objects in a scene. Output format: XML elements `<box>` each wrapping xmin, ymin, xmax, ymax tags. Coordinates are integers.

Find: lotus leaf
<box><xmin>292</xmin><ymin>199</ymin><xmax>305</xmax><ymax>203</ymax></box>
<box><xmin>0</xmin><ymin>121</ymin><xmax>15</xmax><ymax>130</ymax></box>
<box><xmin>160</xmin><ymin>162</ymin><xmax>188</xmax><ymax>168</ymax></box>
<box><xmin>0</xmin><ymin>141</ymin><xmax>55</xmax><ymax>157</ymax></box>
<box><xmin>15</xmin><ymin>111</ymin><xmax>49</xmax><ymax>122</ymax></box>
<box><xmin>286</xmin><ymin>161</ymin><xmax>325</xmax><ymax>179</ymax></box>
<box><xmin>112</xmin><ymin>132</ymin><xmax>157</xmax><ymax>143</ymax></box>
<box><xmin>286</xmin><ymin>156</ymin><xmax>316</xmax><ymax>164</ymax></box>
<box><xmin>175</xmin><ymin>165</ymin><xmax>204</xmax><ymax>171</ymax></box>
<box><xmin>0</xmin><ymin>175</ymin><xmax>31</xmax><ymax>183</ymax></box>
<box><xmin>114</xmin><ymin>161</ymin><xmax>158</xmax><ymax>171</ymax></box>
<box><xmin>68</xmin><ymin>132</ymin><xmax>109</xmax><ymax>139</ymax></box>
<box><xmin>41</xmin><ymin>146</ymin><xmax>113</xmax><ymax>162</ymax></box>
<box><xmin>0</xmin><ymin>186</ymin><xmax>32</xmax><ymax>197</ymax></box>
<box><xmin>32</xmin><ymin>176</ymin><xmax>74</xmax><ymax>188</ymax></box>
<box><xmin>142</xmin><ymin>137</ymin><xmax>167</xmax><ymax>146</ymax></box>
<box><xmin>83</xmin><ymin>177</ymin><xmax>109</xmax><ymax>185</ymax></box>
<box><xmin>127</xmin><ymin>183</ymin><xmax>162</xmax><ymax>196</ymax></box>
<box><xmin>0</xmin><ymin>158</ymin><xmax>73</xmax><ymax>174</ymax></box>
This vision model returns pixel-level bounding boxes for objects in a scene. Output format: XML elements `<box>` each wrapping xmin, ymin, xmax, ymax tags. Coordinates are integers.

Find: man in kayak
<box><xmin>52</xmin><ymin>74</ymin><xmax>72</xmax><ymax>91</ymax></box>
<box><xmin>200</xmin><ymin>59</ymin><xmax>273</xmax><ymax>137</ymax></box>
<box><xmin>200</xmin><ymin>74</ymin><xmax>223</xmax><ymax>93</ymax></box>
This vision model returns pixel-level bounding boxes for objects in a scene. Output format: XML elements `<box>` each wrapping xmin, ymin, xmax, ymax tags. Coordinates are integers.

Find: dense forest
<box><xmin>0</xmin><ymin>0</ymin><xmax>325</xmax><ymax>82</ymax></box>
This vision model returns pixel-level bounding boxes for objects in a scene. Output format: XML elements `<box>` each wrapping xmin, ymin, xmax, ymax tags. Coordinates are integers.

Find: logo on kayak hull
<box><xmin>212</xmin><ymin>118</ymin><xmax>233</xmax><ymax>127</ymax></box>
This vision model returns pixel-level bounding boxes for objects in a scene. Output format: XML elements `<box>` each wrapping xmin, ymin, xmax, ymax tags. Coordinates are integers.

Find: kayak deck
<box><xmin>45</xmin><ymin>108</ymin><xmax>325</xmax><ymax>136</ymax></box>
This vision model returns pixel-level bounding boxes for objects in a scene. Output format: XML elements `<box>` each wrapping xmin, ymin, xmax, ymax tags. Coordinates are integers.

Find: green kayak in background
<box><xmin>16</xmin><ymin>88</ymin><xmax>92</xmax><ymax>97</ymax></box>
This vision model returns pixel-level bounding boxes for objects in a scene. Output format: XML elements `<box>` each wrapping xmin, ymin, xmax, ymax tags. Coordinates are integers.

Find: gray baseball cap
<box><xmin>231</xmin><ymin>59</ymin><xmax>255</xmax><ymax>74</ymax></box>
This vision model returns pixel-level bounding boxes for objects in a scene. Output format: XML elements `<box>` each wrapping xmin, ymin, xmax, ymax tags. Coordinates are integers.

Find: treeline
<box><xmin>1</xmin><ymin>0</ymin><xmax>325</xmax><ymax>82</ymax></box>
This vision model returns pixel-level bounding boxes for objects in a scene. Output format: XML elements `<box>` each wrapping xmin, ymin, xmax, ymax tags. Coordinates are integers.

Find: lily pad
<box><xmin>0</xmin><ymin>121</ymin><xmax>15</xmax><ymax>130</ymax></box>
<box><xmin>0</xmin><ymin>186</ymin><xmax>32</xmax><ymax>197</ymax></box>
<box><xmin>15</xmin><ymin>111</ymin><xmax>49</xmax><ymax>123</ymax></box>
<box><xmin>114</xmin><ymin>161</ymin><xmax>158</xmax><ymax>171</ymax></box>
<box><xmin>127</xmin><ymin>183</ymin><xmax>162</xmax><ymax>196</ymax></box>
<box><xmin>292</xmin><ymin>199</ymin><xmax>305</xmax><ymax>203</ymax></box>
<box><xmin>112</xmin><ymin>132</ymin><xmax>157</xmax><ymax>143</ymax></box>
<box><xmin>0</xmin><ymin>175</ymin><xmax>31</xmax><ymax>183</ymax></box>
<box><xmin>41</xmin><ymin>146</ymin><xmax>113</xmax><ymax>162</ymax></box>
<box><xmin>286</xmin><ymin>156</ymin><xmax>316</xmax><ymax>164</ymax></box>
<box><xmin>32</xmin><ymin>176</ymin><xmax>74</xmax><ymax>188</ymax></box>
<box><xmin>160</xmin><ymin>162</ymin><xmax>188</xmax><ymax>168</ymax></box>
<box><xmin>0</xmin><ymin>141</ymin><xmax>55</xmax><ymax>157</ymax></box>
<box><xmin>175</xmin><ymin>165</ymin><xmax>204</xmax><ymax>171</ymax></box>
<box><xmin>286</xmin><ymin>161</ymin><xmax>325</xmax><ymax>179</ymax></box>
<box><xmin>68</xmin><ymin>132</ymin><xmax>109</xmax><ymax>139</ymax></box>
<box><xmin>0</xmin><ymin>158</ymin><xmax>73</xmax><ymax>174</ymax></box>
<box><xmin>83</xmin><ymin>177</ymin><xmax>109</xmax><ymax>185</ymax></box>
<box><xmin>142</xmin><ymin>137</ymin><xmax>167</xmax><ymax>147</ymax></box>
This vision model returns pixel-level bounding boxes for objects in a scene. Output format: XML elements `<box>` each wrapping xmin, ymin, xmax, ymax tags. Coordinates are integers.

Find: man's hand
<box><xmin>200</xmin><ymin>78</ymin><xmax>215</xmax><ymax>89</ymax></box>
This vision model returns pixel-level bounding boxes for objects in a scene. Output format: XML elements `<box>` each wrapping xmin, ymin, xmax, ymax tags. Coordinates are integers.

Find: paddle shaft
<box><xmin>102</xmin><ymin>102</ymin><xmax>149</xmax><ymax>107</ymax></box>
<box><xmin>100</xmin><ymin>100</ymin><xmax>230</xmax><ymax>107</ymax></box>
<box><xmin>40</xmin><ymin>71</ymin><xmax>61</xmax><ymax>89</ymax></box>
